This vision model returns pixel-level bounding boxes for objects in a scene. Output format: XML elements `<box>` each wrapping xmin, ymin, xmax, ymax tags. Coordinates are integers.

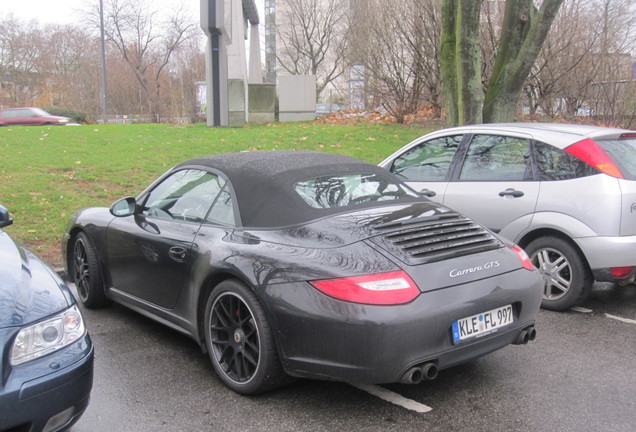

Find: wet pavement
<box><xmin>70</xmin><ymin>282</ymin><xmax>636</xmax><ymax>432</ymax></box>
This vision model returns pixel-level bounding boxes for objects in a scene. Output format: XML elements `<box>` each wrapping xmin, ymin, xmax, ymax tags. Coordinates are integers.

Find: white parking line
<box><xmin>571</xmin><ymin>306</ymin><xmax>636</xmax><ymax>325</ymax></box>
<box><xmin>351</xmin><ymin>383</ymin><xmax>432</xmax><ymax>413</ymax></box>
<box><xmin>605</xmin><ymin>313</ymin><xmax>636</xmax><ymax>325</ymax></box>
<box><xmin>571</xmin><ymin>306</ymin><xmax>593</xmax><ymax>313</ymax></box>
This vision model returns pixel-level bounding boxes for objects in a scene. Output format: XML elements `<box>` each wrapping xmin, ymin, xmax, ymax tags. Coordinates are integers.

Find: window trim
<box><xmin>450</xmin><ymin>133</ymin><xmax>535</xmax><ymax>182</ymax></box>
<box><xmin>138</xmin><ymin>167</ymin><xmax>231</xmax><ymax>225</ymax></box>
<box><xmin>389</xmin><ymin>134</ymin><xmax>467</xmax><ymax>183</ymax></box>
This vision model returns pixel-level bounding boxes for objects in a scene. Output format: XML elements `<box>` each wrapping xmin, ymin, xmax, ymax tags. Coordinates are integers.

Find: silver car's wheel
<box><xmin>533</xmin><ymin>247</ymin><xmax>571</xmax><ymax>300</ymax></box>
<box><xmin>526</xmin><ymin>236</ymin><xmax>593</xmax><ymax>311</ymax></box>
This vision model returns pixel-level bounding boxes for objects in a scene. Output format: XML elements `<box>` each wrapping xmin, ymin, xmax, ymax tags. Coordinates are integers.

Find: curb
<box><xmin>55</xmin><ymin>268</ymin><xmax>69</xmax><ymax>281</ymax></box>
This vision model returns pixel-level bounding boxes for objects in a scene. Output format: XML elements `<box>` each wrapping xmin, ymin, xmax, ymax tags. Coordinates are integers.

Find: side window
<box><xmin>534</xmin><ymin>141</ymin><xmax>597</xmax><ymax>180</ymax></box>
<box><xmin>459</xmin><ymin>135</ymin><xmax>531</xmax><ymax>181</ymax></box>
<box><xmin>390</xmin><ymin>135</ymin><xmax>463</xmax><ymax>181</ymax></box>
<box><xmin>205</xmin><ymin>186</ymin><xmax>235</xmax><ymax>226</ymax></box>
<box><xmin>143</xmin><ymin>169</ymin><xmax>224</xmax><ymax>222</ymax></box>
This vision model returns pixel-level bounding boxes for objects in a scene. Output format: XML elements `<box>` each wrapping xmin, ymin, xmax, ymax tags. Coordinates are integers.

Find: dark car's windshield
<box><xmin>597</xmin><ymin>137</ymin><xmax>636</xmax><ymax>180</ymax></box>
<box><xmin>294</xmin><ymin>172</ymin><xmax>419</xmax><ymax>209</ymax></box>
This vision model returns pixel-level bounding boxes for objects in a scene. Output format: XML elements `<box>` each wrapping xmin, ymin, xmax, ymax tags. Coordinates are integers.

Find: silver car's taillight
<box><xmin>565</xmin><ymin>138</ymin><xmax>624</xmax><ymax>178</ymax></box>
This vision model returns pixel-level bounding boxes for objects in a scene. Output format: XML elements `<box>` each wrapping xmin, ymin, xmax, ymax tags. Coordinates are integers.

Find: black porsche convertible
<box><xmin>63</xmin><ymin>151</ymin><xmax>542</xmax><ymax>395</ymax></box>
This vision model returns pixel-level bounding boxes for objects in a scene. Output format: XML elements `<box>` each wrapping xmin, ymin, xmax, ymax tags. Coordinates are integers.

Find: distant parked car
<box><xmin>0</xmin><ymin>205</ymin><xmax>93</xmax><ymax>432</ymax></box>
<box><xmin>0</xmin><ymin>107</ymin><xmax>71</xmax><ymax>126</ymax></box>
<box><xmin>316</xmin><ymin>103</ymin><xmax>344</xmax><ymax>115</ymax></box>
<box><xmin>380</xmin><ymin>123</ymin><xmax>636</xmax><ymax>311</ymax></box>
<box><xmin>63</xmin><ymin>151</ymin><xmax>541</xmax><ymax>395</ymax></box>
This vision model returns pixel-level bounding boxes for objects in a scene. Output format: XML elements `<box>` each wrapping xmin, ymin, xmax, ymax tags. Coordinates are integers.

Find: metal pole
<box><xmin>211</xmin><ymin>33</ymin><xmax>222</xmax><ymax>126</ymax></box>
<box><xmin>99</xmin><ymin>0</ymin><xmax>108</xmax><ymax>124</ymax></box>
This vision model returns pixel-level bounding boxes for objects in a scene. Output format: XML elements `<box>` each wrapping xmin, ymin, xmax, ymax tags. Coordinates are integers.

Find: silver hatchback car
<box><xmin>380</xmin><ymin>123</ymin><xmax>636</xmax><ymax>310</ymax></box>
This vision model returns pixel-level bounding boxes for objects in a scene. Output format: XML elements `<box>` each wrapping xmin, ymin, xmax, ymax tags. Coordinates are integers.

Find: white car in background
<box><xmin>380</xmin><ymin>123</ymin><xmax>636</xmax><ymax>311</ymax></box>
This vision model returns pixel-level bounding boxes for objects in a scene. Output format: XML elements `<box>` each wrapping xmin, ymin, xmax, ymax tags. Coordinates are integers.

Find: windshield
<box><xmin>31</xmin><ymin>108</ymin><xmax>50</xmax><ymax>116</ymax></box>
<box><xmin>294</xmin><ymin>172</ymin><xmax>419</xmax><ymax>209</ymax></box>
<box><xmin>597</xmin><ymin>138</ymin><xmax>636</xmax><ymax>180</ymax></box>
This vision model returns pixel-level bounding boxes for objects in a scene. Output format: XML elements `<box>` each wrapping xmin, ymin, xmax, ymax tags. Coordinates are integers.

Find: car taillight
<box><xmin>565</xmin><ymin>138</ymin><xmax>624</xmax><ymax>178</ymax></box>
<box><xmin>309</xmin><ymin>270</ymin><xmax>420</xmax><ymax>305</ymax></box>
<box><xmin>511</xmin><ymin>245</ymin><xmax>535</xmax><ymax>271</ymax></box>
<box><xmin>610</xmin><ymin>266</ymin><xmax>634</xmax><ymax>278</ymax></box>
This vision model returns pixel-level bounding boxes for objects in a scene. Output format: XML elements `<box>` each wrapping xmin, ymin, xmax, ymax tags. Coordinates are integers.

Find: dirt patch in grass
<box><xmin>27</xmin><ymin>239</ymin><xmax>65</xmax><ymax>269</ymax></box>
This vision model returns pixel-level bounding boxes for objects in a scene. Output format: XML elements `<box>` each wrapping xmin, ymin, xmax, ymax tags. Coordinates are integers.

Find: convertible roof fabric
<box><xmin>176</xmin><ymin>151</ymin><xmax>406</xmax><ymax>228</ymax></box>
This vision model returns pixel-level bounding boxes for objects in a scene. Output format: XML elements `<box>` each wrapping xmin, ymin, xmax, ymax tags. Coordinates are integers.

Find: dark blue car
<box><xmin>0</xmin><ymin>205</ymin><xmax>93</xmax><ymax>432</ymax></box>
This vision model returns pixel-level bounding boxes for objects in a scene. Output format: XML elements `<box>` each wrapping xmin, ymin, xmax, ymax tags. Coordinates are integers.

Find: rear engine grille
<box><xmin>371</xmin><ymin>212</ymin><xmax>503</xmax><ymax>264</ymax></box>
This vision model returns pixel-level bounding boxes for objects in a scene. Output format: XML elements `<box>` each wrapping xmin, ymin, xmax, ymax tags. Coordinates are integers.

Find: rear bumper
<box><xmin>576</xmin><ymin>235</ymin><xmax>636</xmax><ymax>281</ymax></box>
<box><xmin>0</xmin><ymin>334</ymin><xmax>94</xmax><ymax>432</ymax></box>
<box><xmin>260</xmin><ymin>268</ymin><xmax>542</xmax><ymax>384</ymax></box>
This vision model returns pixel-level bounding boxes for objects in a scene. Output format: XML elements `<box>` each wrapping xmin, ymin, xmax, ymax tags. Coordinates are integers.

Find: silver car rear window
<box><xmin>597</xmin><ymin>138</ymin><xmax>636</xmax><ymax>180</ymax></box>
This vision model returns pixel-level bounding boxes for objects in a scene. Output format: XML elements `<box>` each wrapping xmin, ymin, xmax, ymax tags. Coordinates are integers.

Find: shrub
<box><xmin>45</xmin><ymin>107</ymin><xmax>88</xmax><ymax>124</ymax></box>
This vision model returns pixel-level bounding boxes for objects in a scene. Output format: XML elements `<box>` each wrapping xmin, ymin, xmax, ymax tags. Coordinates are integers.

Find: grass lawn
<box><xmin>1</xmin><ymin>121</ymin><xmax>434</xmax><ymax>267</ymax></box>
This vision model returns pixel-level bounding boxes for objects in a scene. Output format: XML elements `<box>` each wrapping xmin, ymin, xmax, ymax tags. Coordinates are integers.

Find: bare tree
<box><xmin>587</xmin><ymin>0</ymin><xmax>636</xmax><ymax>125</ymax></box>
<box><xmin>0</xmin><ymin>15</ymin><xmax>45</xmax><ymax>106</ymax></box>
<box><xmin>40</xmin><ymin>24</ymin><xmax>102</xmax><ymax>114</ymax></box>
<box><xmin>164</xmin><ymin>37</ymin><xmax>205</xmax><ymax>121</ymax></box>
<box><xmin>275</xmin><ymin>0</ymin><xmax>350</xmax><ymax>100</ymax></box>
<box><xmin>523</xmin><ymin>0</ymin><xmax>635</xmax><ymax>127</ymax></box>
<box><xmin>525</xmin><ymin>0</ymin><xmax>601</xmax><ymax>118</ymax></box>
<box><xmin>88</xmin><ymin>0</ymin><xmax>198</xmax><ymax>119</ymax></box>
<box><xmin>356</xmin><ymin>0</ymin><xmax>442</xmax><ymax>123</ymax></box>
<box><xmin>0</xmin><ymin>7</ymin><xmax>206</xmax><ymax>122</ymax></box>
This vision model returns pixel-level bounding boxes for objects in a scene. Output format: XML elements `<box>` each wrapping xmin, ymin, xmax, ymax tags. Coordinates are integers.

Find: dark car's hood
<box><xmin>0</xmin><ymin>230</ymin><xmax>73</xmax><ymax>328</ymax></box>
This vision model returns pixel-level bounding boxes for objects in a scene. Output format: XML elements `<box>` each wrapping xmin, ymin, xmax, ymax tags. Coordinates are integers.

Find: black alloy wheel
<box><xmin>72</xmin><ymin>232</ymin><xmax>110</xmax><ymax>308</ymax></box>
<box><xmin>526</xmin><ymin>236</ymin><xmax>593</xmax><ymax>311</ymax></box>
<box><xmin>204</xmin><ymin>279</ymin><xmax>290</xmax><ymax>395</ymax></box>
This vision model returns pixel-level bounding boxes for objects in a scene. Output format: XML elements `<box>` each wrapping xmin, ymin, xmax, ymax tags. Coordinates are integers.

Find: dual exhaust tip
<box><xmin>399</xmin><ymin>325</ymin><xmax>537</xmax><ymax>385</ymax></box>
<box><xmin>399</xmin><ymin>362</ymin><xmax>438</xmax><ymax>385</ymax></box>
<box><xmin>513</xmin><ymin>325</ymin><xmax>537</xmax><ymax>345</ymax></box>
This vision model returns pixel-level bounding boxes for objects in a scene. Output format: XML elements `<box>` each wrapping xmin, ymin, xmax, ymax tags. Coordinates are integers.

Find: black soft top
<box><xmin>176</xmin><ymin>151</ymin><xmax>410</xmax><ymax>228</ymax></box>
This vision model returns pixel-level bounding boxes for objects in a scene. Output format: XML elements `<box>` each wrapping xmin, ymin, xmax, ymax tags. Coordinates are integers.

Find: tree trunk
<box><xmin>440</xmin><ymin>0</ymin><xmax>459</xmax><ymax>126</ymax></box>
<box><xmin>440</xmin><ymin>0</ymin><xmax>484</xmax><ymax>126</ymax></box>
<box><xmin>483</xmin><ymin>0</ymin><xmax>564</xmax><ymax>123</ymax></box>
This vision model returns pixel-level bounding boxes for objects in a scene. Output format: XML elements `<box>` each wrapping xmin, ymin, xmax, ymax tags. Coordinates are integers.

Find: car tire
<box><xmin>204</xmin><ymin>279</ymin><xmax>291</xmax><ymax>395</ymax></box>
<box><xmin>72</xmin><ymin>232</ymin><xmax>110</xmax><ymax>308</ymax></box>
<box><xmin>525</xmin><ymin>236</ymin><xmax>593</xmax><ymax>311</ymax></box>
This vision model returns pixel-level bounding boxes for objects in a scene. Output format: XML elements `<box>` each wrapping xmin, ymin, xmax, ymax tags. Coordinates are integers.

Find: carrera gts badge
<box><xmin>450</xmin><ymin>261</ymin><xmax>500</xmax><ymax>278</ymax></box>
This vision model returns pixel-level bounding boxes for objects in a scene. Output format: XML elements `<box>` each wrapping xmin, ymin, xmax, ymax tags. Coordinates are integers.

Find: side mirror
<box><xmin>110</xmin><ymin>197</ymin><xmax>138</xmax><ymax>217</ymax></box>
<box><xmin>0</xmin><ymin>205</ymin><xmax>13</xmax><ymax>228</ymax></box>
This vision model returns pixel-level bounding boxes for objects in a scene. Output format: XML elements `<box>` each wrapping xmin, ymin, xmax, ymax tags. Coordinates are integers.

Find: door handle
<box><xmin>498</xmin><ymin>188</ymin><xmax>524</xmax><ymax>198</ymax></box>
<box><xmin>419</xmin><ymin>188</ymin><xmax>437</xmax><ymax>197</ymax></box>
<box><xmin>169</xmin><ymin>246</ymin><xmax>188</xmax><ymax>263</ymax></box>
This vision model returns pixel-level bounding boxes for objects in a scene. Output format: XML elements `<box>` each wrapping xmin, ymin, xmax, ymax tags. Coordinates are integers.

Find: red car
<box><xmin>0</xmin><ymin>107</ymin><xmax>70</xmax><ymax>126</ymax></box>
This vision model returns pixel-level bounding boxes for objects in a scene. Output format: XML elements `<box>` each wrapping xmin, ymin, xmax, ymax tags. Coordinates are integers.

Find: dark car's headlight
<box><xmin>10</xmin><ymin>305</ymin><xmax>86</xmax><ymax>366</ymax></box>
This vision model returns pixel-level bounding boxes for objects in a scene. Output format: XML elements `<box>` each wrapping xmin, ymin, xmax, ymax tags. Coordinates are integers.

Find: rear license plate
<box><xmin>452</xmin><ymin>304</ymin><xmax>514</xmax><ymax>343</ymax></box>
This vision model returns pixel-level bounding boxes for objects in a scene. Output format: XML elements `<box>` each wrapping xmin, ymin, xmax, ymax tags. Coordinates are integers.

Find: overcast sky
<box><xmin>2</xmin><ymin>0</ymin><xmax>205</xmax><ymax>25</ymax></box>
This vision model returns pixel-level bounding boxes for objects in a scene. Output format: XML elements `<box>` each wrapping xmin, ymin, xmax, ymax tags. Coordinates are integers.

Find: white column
<box><xmin>248</xmin><ymin>23</ymin><xmax>263</xmax><ymax>83</ymax></box>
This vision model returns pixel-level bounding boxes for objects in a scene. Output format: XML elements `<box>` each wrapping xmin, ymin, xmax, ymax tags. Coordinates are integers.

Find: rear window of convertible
<box><xmin>294</xmin><ymin>173</ymin><xmax>418</xmax><ymax>209</ymax></box>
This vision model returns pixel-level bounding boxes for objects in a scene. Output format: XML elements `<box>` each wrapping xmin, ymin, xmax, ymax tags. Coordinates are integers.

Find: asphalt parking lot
<box><xmin>70</xmin><ymin>282</ymin><xmax>636</xmax><ymax>432</ymax></box>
